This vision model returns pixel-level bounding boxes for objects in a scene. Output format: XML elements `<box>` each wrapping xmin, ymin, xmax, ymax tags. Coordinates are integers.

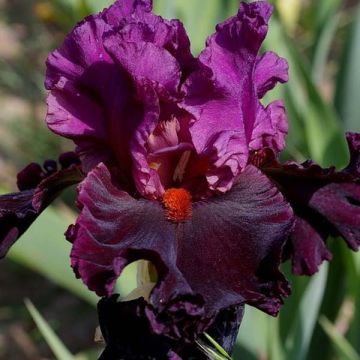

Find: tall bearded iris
<box><xmin>1</xmin><ymin>0</ymin><xmax>360</xmax><ymax>358</ymax></box>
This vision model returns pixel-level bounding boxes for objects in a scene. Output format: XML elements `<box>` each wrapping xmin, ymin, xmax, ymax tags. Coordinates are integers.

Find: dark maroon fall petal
<box><xmin>345</xmin><ymin>132</ymin><xmax>360</xmax><ymax>176</ymax></box>
<box><xmin>97</xmin><ymin>295</ymin><xmax>180</xmax><ymax>360</ymax></box>
<box><xmin>70</xmin><ymin>162</ymin><xmax>293</xmax><ymax>339</ymax></box>
<box><xmin>97</xmin><ymin>295</ymin><xmax>243</xmax><ymax>360</ymax></box>
<box><xmin>253</xmin><ymin>133</ymin><xmax>360</xmax><ymax>275</ymax></box>
<box><xmin>284</xmin><ymin>217</ymin><xmax>332</xmax><ymax>275</ymax></box>
<box><xmin>0</xmin><ymin>154</ymin><xmax>83</xmax><ymax>259</ymax></box>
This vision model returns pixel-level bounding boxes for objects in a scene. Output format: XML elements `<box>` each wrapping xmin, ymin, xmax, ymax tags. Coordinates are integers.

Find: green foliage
<box><xmin>25</xmin><ymin>299</ymin><xmax>76</xmax><ymax>360</ymax></box>
<box><xmin>335</xmin><ymin>4</ymin><xmax>360</xmax><ymax>132</ymax></box>
<box><xmin>1</xmin><ymin>0</ymin><xmax>360</xmax><ymax>359</ymax></box>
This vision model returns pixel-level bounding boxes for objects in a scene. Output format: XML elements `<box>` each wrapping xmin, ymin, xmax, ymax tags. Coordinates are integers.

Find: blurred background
<box><xmin>1</xmin><ymin>0</ymin><xmax>360</xmax><ymax>359</ymax></box>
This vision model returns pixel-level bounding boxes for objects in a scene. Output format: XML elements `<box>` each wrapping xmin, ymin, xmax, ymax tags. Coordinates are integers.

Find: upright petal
<box><xmin>182</xmin><ymin>2</ymin><xmax>288</xmax><ymax>192</ymax></box>
<box><xmin>255</xmin><ymin>51</ymin><xmax>289</xmax><ymax>99</ymax></box>
<box><xmin>45</xmin><ymin>14</ymin><xmax>130</xmax><ymax>173</ymax></box>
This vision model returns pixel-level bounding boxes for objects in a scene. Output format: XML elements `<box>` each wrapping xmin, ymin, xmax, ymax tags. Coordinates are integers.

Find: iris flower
<box><xmin>1</xmin><ymin>0</ymin><xmax>360</xmax><ymax>358</ymax></box>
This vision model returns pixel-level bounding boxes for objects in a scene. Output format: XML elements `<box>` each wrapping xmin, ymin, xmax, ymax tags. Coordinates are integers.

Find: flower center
<box><xmin>162</xmin><ymin>188</ymin><xmax>192</xmax><ymax>222</ymax></box>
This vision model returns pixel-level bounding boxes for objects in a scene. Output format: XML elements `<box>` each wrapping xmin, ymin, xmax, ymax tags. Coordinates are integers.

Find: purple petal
<box><xmin>103</xmin><ymin>33</ymin><xmax>181</xmax><ymax>97</ymax></box>
<box><xmin>0</xmin><ymin>190</ymin><xmax>36</xmax><ymax>258</ymax></box>
<box><xmin>0</xmin><ymin>156</ymin><xmax>83</xmax><ymax>259</ymax></box>
<box><xmin>345</xmin><ymin>132</ymin><xmax>360</xmax><ymax>176</ymax></box>
<box><xmin>250</xmin><ymin>100</ymin><xmax>288</xmax><ymax>153</ymax></box>
<box><xmin>70</xmin><ymin>163</ymin><xmax>293</xmax><ymax>338</ymax></box>
<box><xmin>45</xmin><ymin>0</ymin><xmax>193</xmax><ymax>184</ymax></box>
<box><xmin>128</xmin><ymin>79</ymin><xmax>164</xmax><ymax>198</ymax></box>
<box><xmin>255</xmin><ymin>51</ymin><xmax>289</xmax><ymax>99</ymax></box>
<box><xmin>254</xmin><ymin>136</ymin><xmax>360</xmax><ymax>275</ymax></box>
<box><xmin>45</xmin><ymin>14</ymin><xmax>130</xmax><ymax>172</ymax></box>
<box><xmin>103</xmin><ymin>1</ymin><xmax>194</xmax><ymax>73</ymax></box>
<box><xmin>310</xmin><ymin>183</ymin><xmax>360</xmax><ymax>250</ymax></box>
<box><xmin>181</xmin><ymin>2</ymin><xmax>288</xmax><ymax>191</ymax></box>
<box><xmin>286</xmin><ymin>217</ymin><xmax>332</xmax><ymax>275</ymax></box>
<box><xmin>101</xmin><ymin>0</ymin><xmax>152</xmax><ymax>25</ymax></box>
<box><xmin>17</xmin><ymin>163</ymin><xmax>44</xmax><ymax>191</ymax></box>
<box><xmin>195</xmin><ymin>1</ymin><xmax>272</xmax><ymax>141</ymax></box>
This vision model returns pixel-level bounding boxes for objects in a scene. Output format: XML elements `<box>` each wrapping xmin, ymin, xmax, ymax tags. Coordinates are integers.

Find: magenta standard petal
<box><xmin>0</xmin><ymin>154</ymin><xmax>83</xmax><ymax>258</ymax></box>
<box><xmin>253</xmin><ymin>134</ymin><xmax>360</xmax><ymax>275</ymax></box>
<box><xmin>250</xmin><ymin>100</ymin><xmax>288</xmax><ymax>153</ymax></box>
<box><xmin>103</xmin><ymin>1</ymin><xmax>194</xmax><ymax>73</ymax></box>
<box><xmin>255</xmin><ymin>51</ymin><xmax>289</xmax><ymax>99</ymax></box>
<box><xmin>45</xmin><ymin>0</ymin><xmax>192</xmax><ymax>189</ymax></box>
<box><xmin>182</xmin><ymin>2</ymin><xmax>288</xmax><ymax>191</ymax></box>
<box><xmin>103</xmin><ymin>32</ymin><xmax>181</xmax><ymax>98</ymax></box>
<box><xmin>45</xmin><ymin>13</ymin><xmax>130</xmax><ymax>172</ymax></box>
<box><xmin>70</xmin><ymin>163</ymin><xmax>293</xmax><ymax>338</ymax></box>
<box><xmin>101</xmin><ymin>0</ymin><xmax>152</xmax><ymax>24</ymax></box>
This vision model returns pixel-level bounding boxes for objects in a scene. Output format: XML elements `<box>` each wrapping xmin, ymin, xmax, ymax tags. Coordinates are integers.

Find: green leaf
<box><xmin>196</xmin><ymin>334</ymin><xmax>232</xmax><ymax>360</ymax></box>
<box><xmin>319</xmin><ymin>316</ymin><xmax>360</xmax><ymax>360</ymax></box>
<box><xmin>235</xmin><ymin>307</ymin><xmax>269</xmax><ymax>357</ymax></box>
<box><xmin>204</xmin><ymin>333</ymin><xmax>232</xmax><ymax>359</ymax></box>
<box><xmin>264</xmin><ymin>13</ymin><xmax>348</xmax><ymax>167</ymax></box>
<box><xmin>85</xmin><ymin>0</ymin><xmax>113</xmax><ymax>13</ymax></box>
<box><xmin>154</xmin><ymin>0</ymin><xmax>235</xmax><ymax>55</ymax></box>
<box><xmin>311</xmin><ymin>14</ymin><xmax>339</xmax><ymax>85</ymax></box>
<box><xmin>25</xmin><ymin>299</ymin><xmax>76</xmax><ymax>360</ymax></box>
<box><xmin>335</xmin><ymin>4</ymin><xmax>360</xmax><ymax>132</ymax></box>
<box><xmin>285</xmin><ymin>263</ymin><xmax>328</xmax><ymax>360</ymax></box>
<box><xmin>267</xmin><ymin>317</ymin><xmax>285</xmax><ymax>360</ymax></box>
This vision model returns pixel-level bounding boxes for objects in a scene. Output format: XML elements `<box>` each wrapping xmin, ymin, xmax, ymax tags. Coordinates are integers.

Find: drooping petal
<box><xmin>255</xmin><ymin>51</ymin><xmax>289</xmax><ymax>99</ymax></box>
<box><xmin>284</xmin><ymin>217</ymin><xmax>332</xmax><ymax>275</ymax></box>
<box><xmin>0</xmin><ymin>154</ymin><xmax>83</xmax><ymax>259</ymax></box>
<box><xmin>97</xmin><ymin>295</ymin><xmax>243</xmax><ymax>359</ymax></box>
<box><xmin>253</xmin><ymin>134</ymin><xmax>360</xmax><ymax>275</ymax></box>
<box><xmin>345</xmin><ymin>132</ymin><xmax>360</xmax><ymax>176</ymax></box>
<box><xmin>97</xmin><ymin>295</ymin><xmax>177</xmax><ymax>360</ymax></box>
<box><xmin>70</xmin><ymin>163</ymin><xmax>293</xmax><ymax>338</ymax></box>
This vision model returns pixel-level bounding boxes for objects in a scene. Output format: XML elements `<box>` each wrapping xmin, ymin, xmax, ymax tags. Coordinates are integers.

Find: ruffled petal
<box><xmin>103</xmin><ymin>33</ymin><xmax>181</xmax><ymax>98</ymax></box>
<box><xmin>345</xmin><ymin>132</ymin><xmax>360</xmax><ymax>176</ymax></box>
<box><xmin>253</xmin><ymin>134</ymin><xmax>360</xmax><ymax>275</ymax></box>
<box><xmin>101</xmin><ymin>0</ymin><xmax>152</xmax><ymax>25</ymax></box>
<box><xmin>97</xmin><ymin>295</ymin><xmax>243</xmax><ymax>359</ymax></box>
<box><xmin>250</xmin><ymin>100</ymin><xmax>288</xmax><ymax>153</ymax></box>
<box><xmin>70</xmin><ymin>163</ymin><xmax>293</xmax><ymax>338</ymax></box>
<box><xmin>181</xmin><ymin>2</ymin><xmax>288</xmax><ymax>192</ymax></box>
<box><xmin>103</xmin><ymin>1</ymin><xmax>194</xmax><ymax>73</ymax></box>
<box><xmin>45</xmin><ymin>0</ymin><xmax>191</xmax><ymax>185</ymax></box>
<box><xmin>285</xmin><ymin>217</ymin><xmax>332</xmax><ymax>275</ymax></box>
<box><xmin>45</xmin><ymin>14</ymin><xmax>130</xmax><ymax>172</ymax></box>
<box><xmin>0</xmin><ymin>154</ymin><xmax>83</xmax><ymax>258</ymax></box>
<box><xmin>255</xmin><ymin>51</ymin><xmax>289</xmax><ymax>99</ymax></box>
<box><xmin>128</xmin><ymin>79</ymin><xmax>164</xmax><ymax>198</ymax></box>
